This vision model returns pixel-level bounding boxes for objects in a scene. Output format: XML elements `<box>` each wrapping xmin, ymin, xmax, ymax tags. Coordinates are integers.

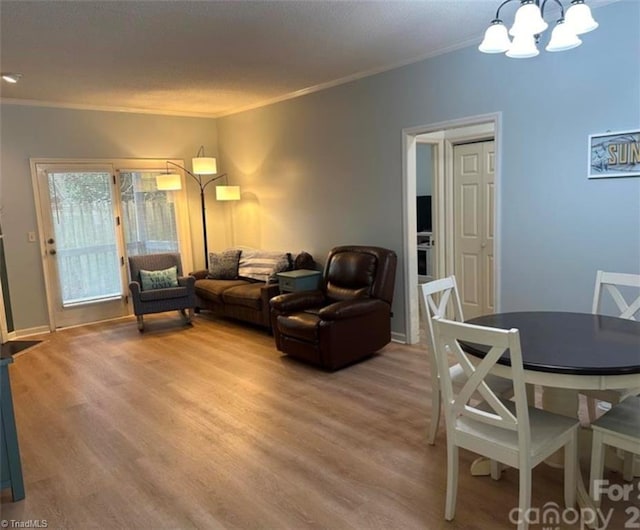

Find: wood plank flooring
<box><xmin>0</xmin><ymin>313</ymin><xmax>636</xmax><ymax>529</ymax></box>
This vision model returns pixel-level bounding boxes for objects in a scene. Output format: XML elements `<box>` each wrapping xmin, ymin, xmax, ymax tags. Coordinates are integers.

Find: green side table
<box><xmin>1</xmin><ymin>355</ymin><xmax>24</xmax><ymax>501</ymax></box>
<box><xmin>277</xmin><ymin>269</ymin><xmax>322</xmax><ymax>293</ymax></box>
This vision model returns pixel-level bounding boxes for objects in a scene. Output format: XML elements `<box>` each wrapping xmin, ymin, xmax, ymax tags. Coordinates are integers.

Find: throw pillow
<box><xmin>294</xmin><ymin>251</ymin><xmax>315</xmax><ymax>271</ymax></box>
<box><xmin>208</xmin><ymin>249</ymin><xmax>242</xmax><ymax>279</ymax></box>
<box><xmin>140</xmin><ymin>266</ymin><xmax>178</xmax><ymax>291</ymax></box>
<box><xmin>239</xmin><ymin>250</ymin><xmax>292</xmax><ymax>283</ymax></box>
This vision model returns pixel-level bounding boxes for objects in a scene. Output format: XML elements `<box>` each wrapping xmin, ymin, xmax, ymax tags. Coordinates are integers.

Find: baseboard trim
<box><xmin>391</xmin><ymin>331</ymin><xmax>407</xmax><ymax>344</ymax></box>
<box><xmin>13</xmin><ymin>325</ymin><xmax>51</xmax><ymax>338</ymax></box>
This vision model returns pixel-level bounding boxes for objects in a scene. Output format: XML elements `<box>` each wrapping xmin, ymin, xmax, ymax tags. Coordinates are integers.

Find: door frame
<box><xmin>401</xmin><ymin>112</ymin><xmax>502</xmax><ymax>344</ymax></box>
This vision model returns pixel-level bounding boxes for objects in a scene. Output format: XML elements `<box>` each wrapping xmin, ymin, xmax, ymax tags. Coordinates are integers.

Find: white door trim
<box><xmin>401</xmin><ymin>112</ymin><xmax>503</xmax><ymax>344</ymax></box>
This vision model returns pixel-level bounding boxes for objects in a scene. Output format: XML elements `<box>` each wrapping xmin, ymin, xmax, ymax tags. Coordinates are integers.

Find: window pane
<box><xmin>120</xmin><ymin>171</ymin><xmax>179</xmax><ymax>256</ymax></box>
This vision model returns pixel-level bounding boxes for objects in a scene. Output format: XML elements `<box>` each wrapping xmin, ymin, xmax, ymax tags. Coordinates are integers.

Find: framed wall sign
<box><xmin>588</xmin><ymin>129</ymin><xmax>640</xmax><ymax>179</ymax></box>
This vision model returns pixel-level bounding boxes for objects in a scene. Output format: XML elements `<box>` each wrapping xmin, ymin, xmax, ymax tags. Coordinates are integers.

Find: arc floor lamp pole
<box><xmin>163</xmin><ymin>160</ymin><xmax>227</xmax><ymax>268</ymax></box>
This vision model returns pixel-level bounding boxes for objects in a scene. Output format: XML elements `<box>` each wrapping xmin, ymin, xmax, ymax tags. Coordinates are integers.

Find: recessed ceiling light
<box><xmin>1</xmin><ymin>73</ymin><xmax>23</xmax><ymax>84</ymax></box>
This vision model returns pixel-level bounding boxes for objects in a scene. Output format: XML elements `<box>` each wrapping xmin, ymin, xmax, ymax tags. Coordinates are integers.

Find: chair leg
<box><xmin>137</xmin><ymin>315</ymin><xmax>144</xmax><ymax>332</ymax></box>
<box><xmin>490</xmin><ymin>460</ymin><xmax>502</xmax><ymax>480</ymax></box>
<box><xmin>518</xmin><ymin>465</ymin><xmax>531</xmax><ymax>530</ymax></box>
<box><xmin>589</xmin><ymin>430</ymin><xmax>605</xmax><ymax>507</ymax></box>
<box><xmin>564</xmin><ymin>434</ymin><xmax>577</xmax><ymax>508</ymax></box>
<box><xmin>179</xmin><ymin>309</ymin><xmax>193</xmax><ymax>324</ymax></box>
<box><xmin>428</xmin><ymin>385</ymin><xmax>441</xmax><ymax>445</ymax></box>
<box><xmin>587</xmin><ymin>397</ymin><xmax>598</xmax><ymax>422</ymax></box>
<box><xmin>444</xmin><ymin>441</ymin><xmax>458</xmax><ymax>521</ymax></box>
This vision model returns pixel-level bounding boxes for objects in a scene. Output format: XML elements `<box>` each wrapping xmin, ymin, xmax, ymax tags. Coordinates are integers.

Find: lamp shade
<box><xmin>479</xmin><ymin>21</ymin><xmax>511</xmax><ymax>53</ymax></box>
<box><xmin>215</xmin><ymin>186</ymin><xmax>241</xmax><ymax>201</ymax></box>
<box><xmin>506</xmin><ymin>33</ymin><xmax>540</xmax><ymax>58</ymax></box>
<box><xmin>509</xmin><ymin>1</ymin><xmax>548</xmax><ymax>36</ymax></box>
<box><xmin>546</xmin><ymin>20</ymin><xmax>582</xmax><ymax>52</ymax></box>
<box><xmin>156</xmin><ymin>173</ymin><xmax>182</xmax><ymax>191</ymax></box>
<box><xmin>192</xmin><ymin>156</ymin><xmax>217</xmax><ymax>175</ymax></box>
<box><xmin>565</xmin><ymin>1</ymin><xmax>598</xmax><ymax>35</ymax></box>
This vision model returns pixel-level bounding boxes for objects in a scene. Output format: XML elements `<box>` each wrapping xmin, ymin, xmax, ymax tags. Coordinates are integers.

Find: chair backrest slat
<box><xmin>432</xmin><ymin>318</ymin><xmax>528</xmax><ymax>442</ymax></box>
<box><xmin>419</xmin><ymin>276</ymin><xmax>464</xmax><ymax>352</ymax></box>
<box><xmin>592</xmin><ymin>270</ymin><xmax>640</xmax><ymax>321</ymax></box>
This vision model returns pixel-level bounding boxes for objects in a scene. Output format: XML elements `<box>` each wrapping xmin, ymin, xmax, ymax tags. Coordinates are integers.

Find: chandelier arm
<box><xmin>195</xmin><ymin>145</ymin><xmax>206</xmax><ymax>158</ymax></box>
<box><xmin>166</xmin><ymin>160</ymin><xmax>204</xmax><ymax>190</ymax></box>
<box><xmin>495</xmin><ymin>0</ymin><xmax>517</xmax><ymax>20</ymax></box>
<box><xmin>541</xmin><ymin>0</ymin><xmax>566</xmax><ymax>18</ymax></box>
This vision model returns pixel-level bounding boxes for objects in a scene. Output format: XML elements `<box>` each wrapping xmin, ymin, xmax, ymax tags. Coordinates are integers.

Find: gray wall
<box><xmin>1</xmin><ymin>2</ymin><xmax>638</xmax><ymax>337</ymax></box>
<box><xmin>0</xmin><ymin>105</ymin><xmax>217</xmax><ymax>330</ymax></box>
<box><xmin>217</xmin><ymin>1</ymin><xmax>640</xmax><ymax>338</ymax></box>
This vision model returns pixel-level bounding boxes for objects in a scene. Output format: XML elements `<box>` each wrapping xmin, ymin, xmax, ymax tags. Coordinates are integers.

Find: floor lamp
<box><xmin>157</xmin><ymin>147</ymin><xmax>240</xmax><ymax>268</ymax></box>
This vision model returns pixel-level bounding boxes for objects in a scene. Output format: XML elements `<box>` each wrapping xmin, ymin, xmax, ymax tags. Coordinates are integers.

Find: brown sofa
<box><xmin>191</xmin><ymin>251</ymin><xmax>314</xmax><ymax>330</ymax></box>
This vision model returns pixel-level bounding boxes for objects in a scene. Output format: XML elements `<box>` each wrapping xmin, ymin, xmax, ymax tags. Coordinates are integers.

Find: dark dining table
<box><xmin>464</xmin><ymin>311</ymin><xmax>640</xmax><ymax>391</ymax></box>
<box><xmin>463</xmin><ymin>311</ymin><xmax>640</xmax><ymax>515</ymax></box>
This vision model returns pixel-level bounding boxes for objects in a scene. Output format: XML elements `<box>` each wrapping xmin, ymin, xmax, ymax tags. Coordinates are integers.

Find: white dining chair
<box><xmin>589</xmin><ymin>396</ymin><xmax>640</xmax><ymax>507</ymax></box>
<box><xmin>583</xmin><ymin>271</ymin><xmax>640</xmax><ymax>460</ymax></box>
<box><xmin>432</xmin><ymin>317</ymin><xmax>579</xmax><ymax>530</ymax></box>
<box><xmin>419</xmin><ymin>276</ymin><xmax>512</xmax><ymax>445</ymax></box>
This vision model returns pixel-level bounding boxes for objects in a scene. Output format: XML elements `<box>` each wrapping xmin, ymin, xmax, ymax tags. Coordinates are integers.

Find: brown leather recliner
<box><xmin>270</xmin><ymin>245</ymin><xmax>397</xmax><ymax>371</ymax></box>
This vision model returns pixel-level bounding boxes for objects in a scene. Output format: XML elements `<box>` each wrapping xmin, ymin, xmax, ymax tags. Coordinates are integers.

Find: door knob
<box><xmin>49</xmin><ymin>249</ymin><xmax>57</xmax><ymax>255</ymax></box>
<box><xmin>47</xmin><ymin>238</ymin><xmax>55</xmax><ymax>244</ymax></box>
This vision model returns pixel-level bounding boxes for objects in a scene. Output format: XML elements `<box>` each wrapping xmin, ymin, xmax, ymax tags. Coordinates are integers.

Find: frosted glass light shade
<box><xmin>546</xmin><ymin>20</ymin><xmax>582</xmax><ymax>52</ymax></box>
<box><xmin>506</xmin><ymin>33</ymin><xmax>540</xmax><ymax>58</ymax></box>
<box><xmin>216</xmin><ymin>185</ymin><xmax>240</xmax><ymax>201</ymax></box>
<box><xmin>479</xmin><ymin>22</ymin><xmax>511</xmax><ymax>53</ymax></box>
<box><xmin>509</xmin><ymin>2</ymin><xmax>548</xmax><ymax>36</ymax></box>
<box><xmin>156</xmin><ymin>173</ymin><xmax>182</xmax><ymax>190</ymax></box>
<box><xmin>192</xmin><ymin>156</ymin><xmax>217</xmax><ymax>175</ymax></box>
<box><xmin>565</xmin><ymin>1</ymin><xmax>598</xmax><ymax>35</ymax></box>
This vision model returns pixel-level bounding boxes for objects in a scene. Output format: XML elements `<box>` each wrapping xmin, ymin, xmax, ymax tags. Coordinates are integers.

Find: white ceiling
<box><xmin>0</xmin><ymin>0</ymin><xmax>614</xmax><ymax>118</ymax></box>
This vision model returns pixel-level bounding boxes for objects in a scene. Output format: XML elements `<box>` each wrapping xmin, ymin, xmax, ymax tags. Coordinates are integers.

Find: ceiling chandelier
<box><xmin>479</xmin><ymin>0</ymin><xmax>599</xmax><ymax>58</ymax></box>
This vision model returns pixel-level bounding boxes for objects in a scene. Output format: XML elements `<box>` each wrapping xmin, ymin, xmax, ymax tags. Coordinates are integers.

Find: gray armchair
<box><xmin>128</xmin><ymin>253</ymin><xmax>196</xmax><ymax>331</ymax></box>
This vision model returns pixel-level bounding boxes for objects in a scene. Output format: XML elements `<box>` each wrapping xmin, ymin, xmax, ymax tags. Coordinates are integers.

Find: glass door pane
<box><xmin>119</xmin><ymin>171</ymin><xmax>179</xmax><ymax>256</ymax></box>
<box><xmin>47</xmin><ymin>171</ymin><xmax>121</xmax><ymax>304</ymax></box>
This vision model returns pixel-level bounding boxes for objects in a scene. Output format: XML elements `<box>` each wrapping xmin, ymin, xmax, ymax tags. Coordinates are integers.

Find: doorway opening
<box><xmin>402</xmin><ymin>113</ymin><xmax>502</xmax><ymax>344</ymax></box>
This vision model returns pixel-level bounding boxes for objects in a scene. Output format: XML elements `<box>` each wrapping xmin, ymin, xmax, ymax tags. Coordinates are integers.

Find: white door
<box><xmin>453</xmin><ymin>141</ymin><xmax>495</xmax><ymax>319</ymax></box>
<box><xmin>35</xmin><ymin>164</ymin><xmax>128</xmax><ymax>328</ymax></box>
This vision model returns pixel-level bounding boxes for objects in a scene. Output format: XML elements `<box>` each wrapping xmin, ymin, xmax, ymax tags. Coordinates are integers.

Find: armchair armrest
<box><xmin>178</xmin><ymin>275</ymin><xmax>196</xmax><ymax>289</ymax></box>
<box><xmin>270</xmin><ymin>290</ymin><xmax>325</xmax><ymax>313</ymax></box>
<box><xmin>319</xmin><ymin>298</ymin><xmax>387</xmax><ymax>321</ymax></box>
<box><xmin>129</xmin><ymin>280</ymin><xmax>142</xmax><ymax>296</ymax></box>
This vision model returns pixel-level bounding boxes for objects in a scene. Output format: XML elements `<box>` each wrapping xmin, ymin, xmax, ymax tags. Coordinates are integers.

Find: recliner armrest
<box><xmin>319</xmin><ymin>298</ymin><xmax>387</xmax><ymax>321</ymax></box>
<box><xmin>270</xmin><ymin>290</ymin><xmax>325</xmax><ymax>313</ymax></box>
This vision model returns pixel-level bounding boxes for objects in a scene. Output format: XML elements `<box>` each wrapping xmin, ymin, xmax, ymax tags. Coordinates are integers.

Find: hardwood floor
<box><xmin>0</xmin><ymin>313</ymin><xmax>635</xmax><ymax>529</ymax></box>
